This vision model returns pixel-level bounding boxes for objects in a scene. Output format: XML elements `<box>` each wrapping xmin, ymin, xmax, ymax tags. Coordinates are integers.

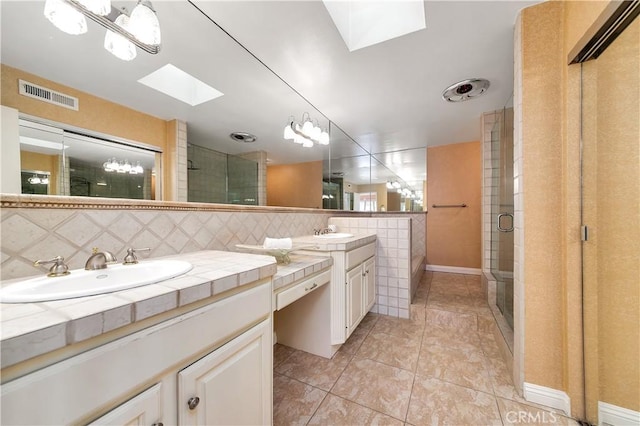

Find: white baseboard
<box><xmin>426</xmin><ymin>264</ymin><xmax>482</xmax><ymax>275</ymax></box>
<box><xmin>599</xmin><ymin>401</ymin><xmax>640</xmax><ymax>426</ymax></box>
<box><xmin>523</xmin><ymin>382</ymin><xmax>570</xmax><ymax>416</ymax></box>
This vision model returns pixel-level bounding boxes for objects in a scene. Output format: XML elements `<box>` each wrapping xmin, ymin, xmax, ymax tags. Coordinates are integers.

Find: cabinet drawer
<box><xmin>276</xmin><ymin>269</ymin><xmax>331</xmax><ymax>310</ymax></box>
<box><xmin>346</xmin><ymin>243</ymin><xmax>376</xmax><ymax>270</ymax></box>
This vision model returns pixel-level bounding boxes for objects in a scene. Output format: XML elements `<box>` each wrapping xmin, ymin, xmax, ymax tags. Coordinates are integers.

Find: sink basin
<box><xmin>0</xmin><ymin>260</ymin><xmax>193</xmax><ymax>303</ymax></box>
<box><xmin>313</xmin><ymin>233</ymin><xmax>354</xmax><ymax>239</ymax></box>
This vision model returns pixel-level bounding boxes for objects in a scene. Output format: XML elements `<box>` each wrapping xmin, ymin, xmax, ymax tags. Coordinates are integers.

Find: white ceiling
<box><xmin>1</xmin><ymin>0</ymin><xmax>538</xmax><ymax>190</ymax></box>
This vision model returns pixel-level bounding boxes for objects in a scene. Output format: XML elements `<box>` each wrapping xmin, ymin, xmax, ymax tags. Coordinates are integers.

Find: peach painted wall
<box><xmin>266</xmin><ymin>161</ymin><xmax>323</xmax><ymax>208</ymax></box>
<box><xmin>0</xmin><ymin>64</ymin><xmax>175</xmax><ymax>200</ymax></box>
<box><xmin>426</xmin><ymin>141</ymin><xmax>481</xmax><ymax>269</ymax></box>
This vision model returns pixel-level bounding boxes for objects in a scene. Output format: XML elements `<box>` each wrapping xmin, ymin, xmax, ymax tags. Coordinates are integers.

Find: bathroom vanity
<box><xmin>0</xmin><ymin>251</ymin><xmax>277</xmax><ymax>425</ymax></box>
<box><xmin>275</xmin><ymin>233</ymin><xmax>377</xmax><ymax>358</ymax></box>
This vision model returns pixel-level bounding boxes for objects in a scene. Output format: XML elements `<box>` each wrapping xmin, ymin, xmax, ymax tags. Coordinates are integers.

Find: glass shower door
<box><xmin>490</xmin><ymin>107</ymin><xmax>514</xmax><ymax>329</ymax></box>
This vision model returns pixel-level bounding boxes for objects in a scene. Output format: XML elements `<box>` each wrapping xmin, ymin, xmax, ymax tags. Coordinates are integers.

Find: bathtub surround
<box><xmin>0</xmin><ymin>195</ymin><xmax>425</xmax><ymax>320</ymax></box>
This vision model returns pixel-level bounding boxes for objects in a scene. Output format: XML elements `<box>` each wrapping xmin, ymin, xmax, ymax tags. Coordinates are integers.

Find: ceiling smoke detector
<box><xmin>229</xmin><ymin>132</ymin><xmax>257</xmax><ymax>143</ymax></box>
<box><xmin>442</xmin><ymin>78</ymin><xmax>490</xmax><ymax>102</ymax></box>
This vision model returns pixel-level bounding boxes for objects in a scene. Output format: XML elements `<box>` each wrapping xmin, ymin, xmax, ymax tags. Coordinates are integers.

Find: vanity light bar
<box><xmin>64</xmin><ymin>0</ymin><xmax>160</xmax><ymax>54</ymax></box>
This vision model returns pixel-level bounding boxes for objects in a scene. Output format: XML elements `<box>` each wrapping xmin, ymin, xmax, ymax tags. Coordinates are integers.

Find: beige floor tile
<box><xmin>497</xmin><ymin>397</ymin><xmax>581</xmax><ymax>425</ymax></box>
<box><xmin>426</xmin><ymin>308</ymin><xmax>478</xmax><ymax>330</ymax></box>
<box><xmin>358</xmin><ymin>312</ymin><xmax>381</xmax><ymax>330</ymax></box>
<box><xmin>416</xmin><ymin>344</ymin><xmax>493</xmax><ymax>393</ymax></box>
<box><xmin>339</xmin><ymin>324</ymin><xmax>370</xmax><ymax>355</ymax></box>
<box><xmin>429</xmin><ymin>282</ymin><xmax>470</xmax><ymax>297</ymax></box>
<box><xmin>356</xmin><ymin>329</ymin><xmax>421</xmax><ymax>371</ymax></box>
<box><xmin>275</xmin><ymin>349</ymin><xmax>351</xmax><ymax>391</ymax></box>
<box><xmin>480</xmin><ymin>333</ymin><xmax>504</xmax><ymax>359</ymax></box>
<box><xmin>431</xmin><ymin>272</ymin><xmax>467</xmax><ymax>285</ymax></box>
<box><xmin>308</xmin><ymin>393</ymin><xmax>403</xmax><ymax>426</ymax></box>
<box><xmin>410</xmin><ymin>304</ymin><xmax>426</xmax><ymax>323</ymax></box>
<box><xmin>273</xmin><ymin>373</ymin><xmax>327</xmax><ymax>426</ymax></box>
<box><xmin>274</xmin><ymin>343</ymin><xmax>296</xmax><ymax>369</ymax></box>
<box><xmin>372</xmin><ymin>315</ymin><xmax>425</xmax><ymax>340</ymax></box>
<box><xmin>332</xmin><ymin>358</ymin><xmax>414</xmax><ymax>421</ymax></box>
<box><xmin>407</xmin><ymin>376</ymin><xmax>502</xmax><ymax>426</ymax></box>
<box><xmin>422</xmin><ymin>326</ymin><xmax>484</xmax><ymax>354</ymax></box>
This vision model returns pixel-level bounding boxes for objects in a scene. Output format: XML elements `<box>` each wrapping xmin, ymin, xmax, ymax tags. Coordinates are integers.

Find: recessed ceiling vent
<box><xmin>442</xmin><ymin>78</ymin><xmax>490</xmax><ymax>102</ymax></box>
<box><xmin>229</xmin><ymin>132</ymin><xmax>257</xmax><ymax>143</ymax></box>
<box><xmin>19</xmin><ymin>79</ymin><xmax>79</xmax><ymax>111</ymax></box>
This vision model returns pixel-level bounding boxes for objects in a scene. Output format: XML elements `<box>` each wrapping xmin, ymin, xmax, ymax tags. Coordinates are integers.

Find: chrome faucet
<box><xmin>85</xmin><ymin>248</ymin><xmax>117</xmax><ymax>271</ymax></box>
<box><xmin>313</xmin><ymin>228</ymin><xmax>331</xmax><ymax>235</ymax></box>
<box><xmin>34</xmin><ymin>256</ymin><xmax>70</xmax><ymax>277</ymax></box>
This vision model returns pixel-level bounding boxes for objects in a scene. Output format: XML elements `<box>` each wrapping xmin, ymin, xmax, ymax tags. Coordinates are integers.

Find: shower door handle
<box><xmin>497</xmin><ymin>213</ymin><xmax>514</xmax><ymax>232</ymax></box>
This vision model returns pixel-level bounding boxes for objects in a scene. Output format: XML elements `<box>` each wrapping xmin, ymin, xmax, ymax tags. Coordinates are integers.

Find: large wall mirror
<box><xmin>0</xmin><ymin>0</ymin><xmax>424</xmax><ymax>211</ymax></box>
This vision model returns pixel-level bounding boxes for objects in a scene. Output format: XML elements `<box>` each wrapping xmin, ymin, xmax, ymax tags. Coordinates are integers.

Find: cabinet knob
<box><xmin>151</xmin><ymin>423</ymin><xmax>164</xmax><ymax>426</ymax></box>
<box><xmin>187</xmin><ymin>396</ymin><xmax>200</xmax><ymax>410</ymax></box>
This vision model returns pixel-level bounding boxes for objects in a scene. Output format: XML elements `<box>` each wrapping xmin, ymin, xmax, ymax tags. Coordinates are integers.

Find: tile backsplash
<box><xmin>1</xmin><ymin>197</ymin><xmax>426</xmax><ymax>321</ymax></box>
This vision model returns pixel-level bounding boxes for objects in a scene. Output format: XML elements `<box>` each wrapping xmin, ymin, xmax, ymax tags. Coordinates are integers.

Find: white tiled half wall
<box><xmin>328</xmin><ymin>216</ymin><xmax>417</xmax><ymax>319</ymax></box>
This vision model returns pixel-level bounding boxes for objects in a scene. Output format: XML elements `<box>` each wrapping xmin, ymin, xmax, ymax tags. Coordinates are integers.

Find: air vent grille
<box><xmin>18</xmin><ymin>79</ymin><xmax>79</xmax><ymax>111</ymax></box>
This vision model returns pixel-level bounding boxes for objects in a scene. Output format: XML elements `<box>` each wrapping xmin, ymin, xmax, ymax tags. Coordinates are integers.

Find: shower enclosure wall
<box><xmin>482</xmin><ymin>107</ymin><xmax>514</xmax><ymax>352</ymax></box>
<box><xmin>187</xmin><ymin>144</ymin><xmax>259</xmax><ymax>205</ymax></box>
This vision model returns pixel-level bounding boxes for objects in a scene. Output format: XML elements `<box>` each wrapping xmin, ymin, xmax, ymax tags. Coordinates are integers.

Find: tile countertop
<box><xmin>0</xmin><ymin>250</ymin><xmax>277</xmax><ymax>370</ymax></box>
<box><xmin>292</xmin><ymin>232</ymin><xmax>377</xmax><ymax>252</ymax></box>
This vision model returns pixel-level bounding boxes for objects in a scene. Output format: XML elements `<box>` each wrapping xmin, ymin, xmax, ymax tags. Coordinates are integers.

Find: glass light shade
<box><xmin>104</xmin><ymin>13</ymin><xmax>137</xmax><ymax>61</ymax></box>
<box><xmin>392</xmin><ymin>181</ymin><xmax>401</xmax><ymax>189</ymax></box>
<box><xmin>283</xmin><ymin>123</ymin><xmax>295</xmax><ymax>140</ymax></box>
<box><xmin>78</xmin><ymin>0</ymin><xmax>111</xmax><ymax>16</ymax></box>
<box><xmin>44</xmin><ymin>0</ymin><xmax>87</xmax><ymax>35</ymax></box>
<box><xmin>28</xmin><ymin>175</ymin><xmax>41</xmax><ymax>185</ymax></box>
<box><xmin>134</xmin><ymin>162</ymin><xmax>144</xmax><ymax>174</ymax></box>
<box><xmin>302</xmin><ymin>139</ymin><xmax>314</xmax><ymax>148</ymax></box>
<box><xmin>319</xmin><ymin>130</ymin><xmax>330</xmax><ymax>145</ymax></box>
<box><xmin>311</xmin><ymin>125</ymin><xmax>322</xmax><ymax>141</ymax></box>
<box><xmin>41</xmin><ymin>176</ymin><xmax>50</xmax><ymax>185</ymax></box>
<box><xmin>386</xmin><ymin>182</ymin><xmax>393</xmax><ymax>189</ymax></box>
<box><xmin>293</xmin><ymin>134</ymin><xmax>305</xmax><ymax>145</ymax></box>
<box><xmin>129</xmin><ymin>0</ymin><xmax>161</xmax><ymax>45</ymax></box>
<box><xmin>301</xmin><ymin>119</ymin><xmax>314</xmax><ymax>137</ymax></box>
<box><xmin>122</xmin><ymin>160</ymin><xmax>132</xmax><ymax>173</ymax></box>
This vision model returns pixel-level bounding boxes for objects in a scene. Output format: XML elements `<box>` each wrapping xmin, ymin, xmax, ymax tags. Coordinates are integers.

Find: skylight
<box><xmin>322</xmin><ymin>0</ymin><xmax>426</xmax><ymax>52</ymax></box>
<box><xmin>137</xmin><ymin>64</ymin><xmax>223</xmax><ymax>106</ymax></box>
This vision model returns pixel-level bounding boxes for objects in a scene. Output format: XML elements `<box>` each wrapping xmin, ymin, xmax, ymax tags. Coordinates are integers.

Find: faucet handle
<box><xmin>123</xmin><ymin>247</ymin><xmax>150</xmax><ymax>265</ymax></box>
<box><xmin>34</xmin><ymin>256</ymin><xmax>70</xmax><ymax>277</ymax></box>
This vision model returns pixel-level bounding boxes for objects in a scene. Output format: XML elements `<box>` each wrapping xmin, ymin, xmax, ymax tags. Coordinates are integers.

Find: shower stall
<box><xmin>483</xmin><ymin>106</ymin><xmax>514</xmax><ymax>346</ymax></box>
<box><xmin>490</xmin><ymin>107</ymin><xmax>514</xmax><ymax>329</ymax></box>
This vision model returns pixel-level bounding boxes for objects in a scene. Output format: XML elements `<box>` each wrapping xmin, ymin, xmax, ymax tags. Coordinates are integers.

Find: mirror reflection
<box><xmin>0</xmin><ymin>1</ymin><xmax>425</xmax><ymax>211</ymax></box>
<box><xmin>19</xmin><ymin>118</ymin><xmax>159</xmax><ymax>199</ymax></box>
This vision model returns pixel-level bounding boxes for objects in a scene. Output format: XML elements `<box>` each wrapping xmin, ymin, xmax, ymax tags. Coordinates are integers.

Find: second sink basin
<box><xmin>313</xmin><ymin>233</ymin><xmax>354</xmax><ymax>239</ymax></box>
<box><xmin>0</xmin><ymin>260</ymin><xmax>193</xmax><ymax>303</ymax></box>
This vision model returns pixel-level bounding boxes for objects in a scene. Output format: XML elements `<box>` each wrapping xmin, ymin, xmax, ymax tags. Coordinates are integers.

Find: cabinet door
<box><xmin>177</xmin><ymin>318</ymin><xmax>272</xmax><ymax>426</ymax></box>
<box><xmin>364</xmin><ymin>257</ymin><xmax>376</xmax><ymax>312</ymax></box>
<box><xmin>88</xmin><ymin>383</ymin><xmax>162</xmax><ymax>426</ymax></box>
<box><xmin>346</xmin><ymin>266</ymin><xmax>364</xmax><ymax>337</ymax></box>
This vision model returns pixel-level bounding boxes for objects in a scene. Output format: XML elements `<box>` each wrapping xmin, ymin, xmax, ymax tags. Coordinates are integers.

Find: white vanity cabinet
<box><xmin>177</xmin><ymin>318</ymin><xmax>272</xmax><ymax>425</ymax></box>
<box><xmin>89</xmin><ymin>383</ymin><xmax>163</xmax><ymax>426</ymax></box>
<box><xmin>1</xmin><ymin>281</ymin><xmax>272</xmax><ymax>426</ymax></box>
<box><xmin>329</xmin><ymin>241</ymin><xmax>376</xmax><ymax>344</ymax></box>
<box><xmin>346</xmin><ymin>255</ymin><xmax>376</xmax><ymax>336</ymax></box>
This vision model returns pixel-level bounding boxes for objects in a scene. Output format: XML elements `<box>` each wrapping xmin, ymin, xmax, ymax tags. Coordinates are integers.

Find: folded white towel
<box><xmin>263</xmin><ymin>237</ymin><xmax>293</xmax><ymax>250</ymax></box>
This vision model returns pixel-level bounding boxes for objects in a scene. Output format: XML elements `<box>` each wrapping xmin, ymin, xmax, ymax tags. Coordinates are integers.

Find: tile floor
<box><xmin>273</xmin><ymin>272</ymin><xmax>580</xmax><ymax>425</ymax></box>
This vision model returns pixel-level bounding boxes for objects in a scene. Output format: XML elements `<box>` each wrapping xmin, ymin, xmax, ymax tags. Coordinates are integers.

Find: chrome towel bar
<box><xmin>432</xmin><ymin>203</ymin><xmax>467</xmax><ymax>208</ymax></box>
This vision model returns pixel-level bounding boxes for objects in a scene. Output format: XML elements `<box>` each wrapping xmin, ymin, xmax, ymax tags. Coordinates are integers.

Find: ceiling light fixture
<box><xmin>43</xmin><ymin>0</ymin><xmax>161</xmax><ymax>61</ymax></box>
<box><xmin>283</xmin><ymin>113</ymin><xmax>330</xmax><ymax>148</ymax></box>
